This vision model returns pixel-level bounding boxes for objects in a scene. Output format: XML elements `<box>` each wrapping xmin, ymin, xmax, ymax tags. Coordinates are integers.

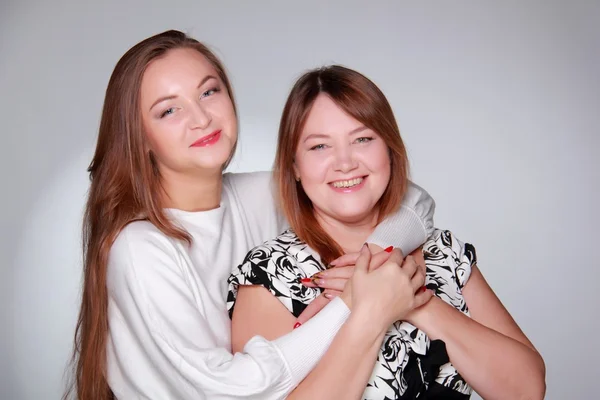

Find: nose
<box><xmin>333</xmin><ymin>145</ymin><xmax>358</xmax><ymax>173</ymax></box>
<box><xmin>189</xmin><ymin>102</ymin><xmax>212</xmax><ymax>129</ymax></box>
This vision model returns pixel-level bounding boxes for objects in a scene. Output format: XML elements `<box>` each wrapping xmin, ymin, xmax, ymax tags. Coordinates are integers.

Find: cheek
<box><xmin>297</xmin><ymin>153</ymin><xmax>330</xmax><ymax>183</ymax></box>
<box><xmin>143</xmin><ymin>125</ymin><xmax>163</xmax><ymax>155</ymax></box>
<box><xmin>377</xmin><ymin>153</ymin><xmax>392</xmax><ymax>177</ymax></box>
<box><xmin>229</xmin><ymin>115</ymin><xmax>238</xmax><ymax>142</ymax></box>
<box><xmin>366</xmin><ymin>143</ymin><xmax>392</xmax><ymax>173</ymax></box>
<box><xmin>373</xmin><ymin>150</ymin><xmax>392</xmax><ymax>190</ymax></box>
<box><xmin>216</xmin><ymin>97</ymin><xmax>236</xmax><ymax>121</ymax></box>
<box><xmin>213</xmin><ymin>99</ymin><xmax>238</xmax><ymax>142</ymax></box>
<box><xmin>144</xmin><ymin>122</ymin><xmax>186</xmax><ymax>163</ymax></box>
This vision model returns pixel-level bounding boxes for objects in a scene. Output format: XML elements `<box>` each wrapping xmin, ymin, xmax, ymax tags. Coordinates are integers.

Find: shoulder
<box><xmin>228</xmin><ymin>229</ymin><xmax>320</xmax><ymax>317</ymax></box>
<box><xmin>424</xmin><ymin>229</ymin><xmax>477</xmax><ymax>289</ymax></box>
<box><xmin>108</xmin><ymin>220</ymin><xmax>182</xmax><ymax>290</ymax></box>
<box><xmin>222</xmin><ymin>171</ymin><xmax>278</xmax><ymax>214</ymax></box>
<box><xmin>425</xmin><ymin>229</ymin><xmax>476</xmax><ymax>264</ymax></box>
<box><xmin>223</xmin><ymin>171</ymin><xmax>273</xmax><ymax>193</ymax></box>
<box><xmin>240</xmin><ymin>229</ymin><xmax>301</xmax><ymax>264</ymax></box>
<box><xmin>231</xmin><ymin>229</ymin><xmax>322</xmax><ymax>285</ymax></box>
<box><xmin>110</xmin><ymin>220</ymin><xmax>178</xmax><ymax>260</ymax></box>
<box><xmin>230</xmin><ymin>230</ymin><xmax>306</xmax><ymax>283</ymax></box>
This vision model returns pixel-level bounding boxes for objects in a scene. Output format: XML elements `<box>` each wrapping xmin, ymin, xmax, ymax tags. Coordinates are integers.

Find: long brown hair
<box><xmin>274</xmin><ymin>65</ymin><xmax>408</xmax><ymax>265</ymax></box>
<box><xmin>64</xmin><ymin>30</ymin><xmax>236</xmax><ymax>399</ymax></box>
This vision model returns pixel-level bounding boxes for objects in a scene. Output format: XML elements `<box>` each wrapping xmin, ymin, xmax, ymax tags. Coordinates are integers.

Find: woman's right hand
<box><xmin>342</xmin><ymin>244</ymin><xmax>432</xmax><ymax>329</ymax></box>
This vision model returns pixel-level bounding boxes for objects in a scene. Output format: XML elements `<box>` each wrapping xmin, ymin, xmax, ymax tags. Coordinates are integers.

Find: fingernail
<box><xmin>324</xmin><ymin>293</ymin><xmax>334</xmax><ymax>300</ymax></box>
<box><xmin>384</xmin><ymin>246</ymin><xmax>393</xmax><ymax>253</ymax></box>
<box><xmin>362</xmin><ymin>243</ymin><xmax>368</xmax><ymax>250</ymax></box>
<box><xmin>293</xmin><ymin>322</ymin><xmax>301</xmax><ymax>329</ymax></box>
<box><xmin>421</xmin><ymin>286</ymin><xmax>427</xmax><ymax>292</ymax></box>
<box><xmin>313</xmin><ymin>278</ymin><xmax>323</xmax><ymax>286</ymax></box>
<box><xmin>300</xmin><ymin>278</ymin><xmax>311</xmax><ymax>283</ymax></box>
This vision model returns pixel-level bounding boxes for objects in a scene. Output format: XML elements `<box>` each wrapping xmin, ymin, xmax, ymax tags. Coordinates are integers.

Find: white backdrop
<box><xmin>1</xmin><ymin>1</ymin><xmax>598</xmax><ymax>399</ymax></box>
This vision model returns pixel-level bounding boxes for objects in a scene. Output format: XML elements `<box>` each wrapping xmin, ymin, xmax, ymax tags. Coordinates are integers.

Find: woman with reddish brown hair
<box><xmin>65</xmin><ymin>30</ymin><xmax>438</xmax><ymax>399</ymax></box>
<box><xmin>229</xmin><ymin>65</ymin><xmax>546</xmax><ymax>399</ymax></box>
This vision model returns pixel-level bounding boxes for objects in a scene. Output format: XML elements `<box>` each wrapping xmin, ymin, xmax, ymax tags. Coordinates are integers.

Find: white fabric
<box><xmin>367</xmin><ymin>181</ymin><xmax>435</xmax><ymax>255</ymax></box>
<box><xmin>105</xmin><ymin>171</ymin><xmax>434</xmax><ymax>399</ymax></box>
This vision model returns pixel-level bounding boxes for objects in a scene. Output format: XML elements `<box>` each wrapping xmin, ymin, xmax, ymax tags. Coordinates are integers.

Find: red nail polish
<box><xmin>384</xmin><ymin>246</ymin><xmax>393</xmax><ymax>253</ymax></box>
<box><xmin>421</xmin><ymin>286</ymin><xmax>427</xmax><ymax>292</ymax></box>
<box><xmin>293</xmin><ymin>322</ymin><xmax>302</xmax><ymax>329</ymax></box>
<box><xmin>300</xmin><ymin>278</ymin><xmax>311</xmax><ymax>283</ymax></box>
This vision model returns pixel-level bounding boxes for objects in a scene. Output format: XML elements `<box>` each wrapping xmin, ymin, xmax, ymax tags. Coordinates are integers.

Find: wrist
<box><xmin>346</xmin><ymin>310</ymin><xmax>388</xmax><ymax>344</ymax></box>
<box><xmin>352</xmin><ymin>299</ymin><xmax>393</xmax><ymax>335</ymax></box>
<box><xmin>409</xmin><ymin>297</ymin><xmax>451</xmax><ymax>340</ymax></box>
<box><xmin>406</xmin><ymin>296</ymin><xmax>437</xmax><ymax>328</ymax></box>
<box><xmin>339</xmin><ymin>290</ymin><xmax>351</xmax><ymax>309</ymax></box>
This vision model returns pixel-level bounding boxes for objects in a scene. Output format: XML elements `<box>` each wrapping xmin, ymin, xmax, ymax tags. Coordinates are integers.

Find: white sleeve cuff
<box><xmin>272</xmin><ymin>297</ymin><xmax>350</xmax><ymax>388</ymax></box>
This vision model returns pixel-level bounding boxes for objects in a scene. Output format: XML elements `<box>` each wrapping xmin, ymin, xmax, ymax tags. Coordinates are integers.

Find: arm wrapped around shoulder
<box><xmin>367</xmin><ymin>180</ymin><xmax>435</xmax><ymax>255</ymax></box>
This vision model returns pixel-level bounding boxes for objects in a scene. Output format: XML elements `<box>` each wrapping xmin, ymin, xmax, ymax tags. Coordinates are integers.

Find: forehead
<box><xmin>140</xmin><ymin>48</ymin><xmax>217</xmax><ymax>98</ymax></box>
<box><xmin>302</xmin><ymin>94</ymin><xmax>361</xmax><ymax>136</ymax></box>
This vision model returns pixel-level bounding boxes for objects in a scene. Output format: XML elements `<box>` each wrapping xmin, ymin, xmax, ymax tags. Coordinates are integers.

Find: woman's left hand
<box><xmin>301</xmin><ymin>265</ymin><xmax>355</xmax><ymax>291</ymax></box>
<box><xmin>302</xmin><ymin>244</ymin><xmax>396</xmax><ymax>291</ymax></box>
<box><xmin>296</xmin><ymin>247</ymin><xmax>394</xmax><ymax>324</ymax></box>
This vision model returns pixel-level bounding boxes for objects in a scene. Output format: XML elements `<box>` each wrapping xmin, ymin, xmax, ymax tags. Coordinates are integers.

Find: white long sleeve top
<box><xmin>106</xmin><ymin>171</ymin><xmax>434</xmax><ymax>399</ymax></box>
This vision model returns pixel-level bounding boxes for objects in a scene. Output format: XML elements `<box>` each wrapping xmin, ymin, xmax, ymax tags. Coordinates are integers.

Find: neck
<box><xmin>160</xmin><ymin>168</ymin><xmax>223</xmax><ymax>212</ymax></box>
<box><xmin>315</xmin><ymin>209</ymin><xmax>379</xmax><ymax>254</ymax></box>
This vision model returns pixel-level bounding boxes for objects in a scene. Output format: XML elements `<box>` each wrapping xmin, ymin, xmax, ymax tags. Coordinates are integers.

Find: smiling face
<box><xmin>140</xmin><ymin>48</ymin><xmax>237</xmax><ymax>177</ymax></box>
<box><xmin>294</xmin><ymin>94</ymin><xmax>391</xmax><ymax>224</ymax></box>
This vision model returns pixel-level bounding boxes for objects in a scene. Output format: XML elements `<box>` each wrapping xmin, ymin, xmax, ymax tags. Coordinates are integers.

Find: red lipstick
<box><xmin>190</xmin><ymin>130</ymin><xmax>221</xmax><ymax>147</ymax></box>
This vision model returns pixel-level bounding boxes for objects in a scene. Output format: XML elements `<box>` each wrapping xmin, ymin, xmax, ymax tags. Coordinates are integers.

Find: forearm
<box><xmin>367</xmin><ymin>181</ymin><xmax>435</xmax><ymax>256</ymax></box>
<box><xmin>288</xmin><ymin>313</ymin><xmax>385</xmax><ymax>400</ymax></box>
<box><xmin>413</xmin><ymin>298</ymin><xmax>546</xmax><ymax>400</ymax></box>
<box><xmin>269</xmin><ymin>297</ymin><xmax>351</xmax><ymax>387</ymax></box>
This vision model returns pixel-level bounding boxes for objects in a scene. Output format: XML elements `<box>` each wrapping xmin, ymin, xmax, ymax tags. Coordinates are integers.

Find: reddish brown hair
<box><xmin>273</xmin><ymin>65</ymin><xmax>409</xmax><ymax>265</ymax></box>
<box><xmin>64</xmin><ymin>30</ymin><xmax>236</xmax><ymax>399</ymax></box>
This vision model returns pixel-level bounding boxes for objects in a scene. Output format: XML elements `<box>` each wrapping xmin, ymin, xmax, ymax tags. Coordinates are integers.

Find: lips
<box><xmin>329</xmin><ymin>175</ymin><xmax>368</xmax><ymax>192</ymax></box>
<box><xmin>190</xmin><ymin>130</ymin><xmax>221</xmax><ymax>147</ymax></box>
<box><xmin>330</xmin><ymin>176</ymin><xmax>366</xmax><ymax>188</ymax></box>
<box><xmin>331</xmin><ymin>177</ymin><xmax>364</xmax><ymax>189</ymax></box>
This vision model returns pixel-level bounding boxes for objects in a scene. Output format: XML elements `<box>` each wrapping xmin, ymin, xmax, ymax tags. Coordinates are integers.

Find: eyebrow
<box><xmin>303</xmin><ymin>125</ymin><xmax>368</xmax><ymax>142</ymax></box>
<box><xmin>148</xmin><ymin>75</ymin><xmax>218</xmax><ymax>111</ymax></box>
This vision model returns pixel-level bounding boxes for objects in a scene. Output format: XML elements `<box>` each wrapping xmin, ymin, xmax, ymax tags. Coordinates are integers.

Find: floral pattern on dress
<box><xmin>228</xmin><ymin>228</ymin><xmax>476</xmax><ymax>399</ymax></box>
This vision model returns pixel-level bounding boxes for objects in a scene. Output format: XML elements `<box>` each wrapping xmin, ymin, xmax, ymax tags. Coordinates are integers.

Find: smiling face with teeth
<box><xmin>275</xmin><ymin>65</ymin><xmax>408</xmax><ymax>264</ymax></box>
<box><xmin>293</xmin><ymin>94</ymin><xmax>391</xmax><ymax>224</ymax></box>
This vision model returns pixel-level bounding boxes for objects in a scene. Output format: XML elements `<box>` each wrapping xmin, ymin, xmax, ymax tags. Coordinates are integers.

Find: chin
<box><xmin>331</xmin><ymin>209</ymin><xmax>377</xmax><ymax>224</ymax></box>
<box><xmin>198</xmin><ymin>159</ymin><xmax>230</xmax><ymax>171</ymax></box>
<box><xmin>193</xmin><ymin>159</ymin><xmax>228</xmax><ymax>173</ymax></box>
<box><xmin>197</xmin><ymin>148</ymin><xmax>235</xmax><ymax>169</ymax></box>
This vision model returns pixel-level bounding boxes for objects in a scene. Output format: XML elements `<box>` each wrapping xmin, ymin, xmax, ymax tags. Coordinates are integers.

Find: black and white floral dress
<box><xmin>228</xmin><ymin>229</ymin><xmax>476</xmax><ymax>399</ymax></box>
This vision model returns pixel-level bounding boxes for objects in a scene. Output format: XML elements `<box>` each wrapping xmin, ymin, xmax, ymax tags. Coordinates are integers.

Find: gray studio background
<box><xmin>1</xmin><ymin>1</ymin><xmax>598</xmax><ymax>399</ymax></box>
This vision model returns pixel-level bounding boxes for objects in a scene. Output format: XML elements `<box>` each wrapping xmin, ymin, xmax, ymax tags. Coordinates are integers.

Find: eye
<box><xmin>201</xmin><ymin>86</ymin><xmax>220</xmax><ymax>99</ymax></box>
<box><xmin>160</xmin><ymin>107</ymin><xmax>176</xmax><ymax>118</ymax></box>
<box><xmin>355</xmin><ymin>136</ymin><xmax>374</xmax><ymax>144</ymax></box>
<box><xmin>309</xmin><ymin>144</ymin><xmax>327</xmax><ymax>151</ymax></box>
